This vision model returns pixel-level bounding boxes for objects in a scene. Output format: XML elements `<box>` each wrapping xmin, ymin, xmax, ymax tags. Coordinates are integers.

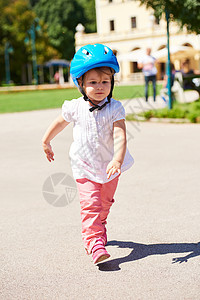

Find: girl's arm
<box><xmin>106</xmin><ymin>119</ymin><xmax>127</xmax><ymax>179</ymax></box>
<box><xmin>42</xmin><ymin>115</ymin><xmax>69</xmax><ymax>162</ymax></box>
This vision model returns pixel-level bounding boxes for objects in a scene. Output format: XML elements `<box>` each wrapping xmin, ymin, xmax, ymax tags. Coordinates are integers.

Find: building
<box><xmin>75</xmin><ymin>0</ymin><xmax>200</xmax><ymax>83</ymax></box>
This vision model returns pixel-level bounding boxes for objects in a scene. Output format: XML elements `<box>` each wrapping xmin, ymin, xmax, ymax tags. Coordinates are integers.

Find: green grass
<box><xmin>114</xmin><ymin>84</ymin><xmax>161</xmax><ymax>100</ymax></box>
<box><xmin>1</xmin><ymin>84</ymin><xmax>198</xmax><ymax>122</ymax></box>
<box><xmin>0</xmin><ymin>84</ymin><xmax>161</xmax><ymax>113</ymax></box>
<box><xmin>0</xmin><ymin>89</ymin><xmax>80</xmax><ymax>113</ymax></box>
<box><xmin>126</xmin><ymin>99</ymin><xmax>200</xmax><ymax>123</ymax></box>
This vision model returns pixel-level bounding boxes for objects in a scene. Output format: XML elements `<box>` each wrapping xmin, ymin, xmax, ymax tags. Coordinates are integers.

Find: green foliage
<box><xmin>29</xmin><ymin>0</ymin><xmax>39</xmax><ymax>5</ymax></box>
<box><xmin>0</xmin><ymin>0</ymin><xmax>59</xmax><ymax>84</ymax></box>
<box><xmin>0</xmin><ymin>0</ymin><xmax>96</xmax><ymax>84</ymax></box>
<box><xmin>77</xmin><ymin>0</ymin><xmax>96</xmax><ymax>33</ymax></box>
<box><xmin>34</xmin><ymin>0</ymin><xmax>96</xmax><ymax>60</ymax></box>
<box><xmin>187</xmin><ymin>101</ymin><xmax>200</xmax><ymax>122</ymax></box>
<box><xmin>136</xmin><ymin>100</ymin><xmax>200</xmax><ymax>123</ymax></box>
<box><xmin>139</xmin><ymin>0</ymin><xmax>200</xmax><ymax>34</ymax></box>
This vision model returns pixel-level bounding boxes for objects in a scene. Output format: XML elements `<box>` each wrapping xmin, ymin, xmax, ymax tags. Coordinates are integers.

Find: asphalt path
<box><xmin>0</xmin><ymin>100</ymin><xmax>200</xmax><ymax>299</ymax></box>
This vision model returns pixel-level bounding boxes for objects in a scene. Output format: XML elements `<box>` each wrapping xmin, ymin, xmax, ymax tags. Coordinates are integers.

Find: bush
<box><xmin>135</xmin><ymin>99</ymin><xmax>200</xmax><ymax>123</ymax></box>
<box><xmin>187</xmin><ymin>111</ymin><xmax>200</xmax><ymax>123</ymax></box>
<box><xmin>142</xmin><ymin>110</ymin><xmax>154</xmax><ymax>120</ymax></box>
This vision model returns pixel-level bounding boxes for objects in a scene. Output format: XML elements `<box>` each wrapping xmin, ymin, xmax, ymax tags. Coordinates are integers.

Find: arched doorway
<box><xmin>130</xmin><ymin>47</ymin><xmax>142</xmax><ymax>74</ymax></box>
<box><xmin>156</xmin><ymin>45</ymin><xmax>166</xmax><ymax>79</ymax></box>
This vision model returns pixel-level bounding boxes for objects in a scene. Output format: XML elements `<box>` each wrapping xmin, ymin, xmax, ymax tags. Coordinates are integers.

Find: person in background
<box><xmin>160</xmin><ymin>63</ymin><xmax>176</xmax><ymax>103</ymax></box>
<box><xmin>138</xmin><ymin>48</ymin><xmax>157</xmax><ymax>102</ymax></box>
<box><xmin>54</xmin><ymin>71</ymin><xmax>60</xmax><ymax>84</ymax></box>
<box><xmin>180</xmin><ymin>59</ymin><xmax>195</xmax><ymax>90</ymax></box>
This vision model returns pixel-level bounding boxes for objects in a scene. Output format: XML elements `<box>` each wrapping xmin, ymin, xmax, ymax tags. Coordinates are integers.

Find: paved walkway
<box><xmin>0</xmin><ymin>104</ymin><xmax>200</xmax><ymax>299</ymax></box>
<box><xmin>123</xmin><ymin>91</ymin><xmax>199</xmax><ymax>116</ymax></box>
<box><xmin>123</xmin><ymin>95</ymin><xmax>167</xmax><ymax>115</ymax></box>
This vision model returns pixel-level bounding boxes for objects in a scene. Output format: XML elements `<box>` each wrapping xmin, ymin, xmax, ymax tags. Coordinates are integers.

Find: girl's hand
<box><xmin>42</xmin><ymin>115</ymin><xmax>69</xmax><ymax>163</ymax></box>
<box><xmin>42</xmin><ymin>142</ymin><xmax>54</xmax><ymax>162</ymax></box>
<box><xmin>106</xmin><ymin>160</ymin><xmax>121</xmax><ymax>179</ymax></box>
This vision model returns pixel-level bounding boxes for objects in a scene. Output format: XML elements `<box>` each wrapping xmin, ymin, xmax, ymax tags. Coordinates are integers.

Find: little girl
<box><xmin>42</xmin><ymin>44</ymin><xmax>134</xmax><ymax>264</ymax></box>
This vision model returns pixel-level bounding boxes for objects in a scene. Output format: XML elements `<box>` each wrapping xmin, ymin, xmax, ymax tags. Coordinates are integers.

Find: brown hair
<box><xmin>92</xmin><ymin>67</ymin><xmax>114</xmax><ymax>77</ymax></box>
<box><xmin>78</xmin><ymin>67</ymin><xmax>114</xmax><ymax>87</ymax></box>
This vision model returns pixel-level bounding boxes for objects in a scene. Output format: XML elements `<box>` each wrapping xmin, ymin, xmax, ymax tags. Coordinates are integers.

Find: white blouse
<box><xmin>62</xmin><ymin>97</ymin><xmax>134</xmax><ymax>183</ymax></box>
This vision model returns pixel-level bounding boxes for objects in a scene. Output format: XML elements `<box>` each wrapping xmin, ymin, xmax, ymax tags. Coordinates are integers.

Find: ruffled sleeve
<box><xmin>62</xmin><ymin>98</ymin><xmax>79</xmax><ymax>122</ymax></box>
<box><xmin>112</xmin><ymin>100</ymin><xmax>125</xmax><ymax>123</ymax></box>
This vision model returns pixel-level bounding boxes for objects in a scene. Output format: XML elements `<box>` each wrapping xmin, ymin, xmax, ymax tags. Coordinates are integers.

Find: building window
<box><xmin>110</xmin><ymin>20</ymin><xmax>115</xmax><ymax>31</ymax></box>
<box><xmin>131</xmin><ymin>17</ymin><xmax>137</xmax><ymax>29</ymax></box>
<box><xmin>131</xmin><ymin>62</ymin><xmax>141</xmax><ymax>73</ymax></box>
<box><xmin>155</xmin><ymin>16</ymin><xmax>160</xmax><ymax>25</ymax></box>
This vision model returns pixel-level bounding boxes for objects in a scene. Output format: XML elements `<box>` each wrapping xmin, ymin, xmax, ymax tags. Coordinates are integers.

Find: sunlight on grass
<box><xmin>0</xmin><ymin>84</ymin><xmax>162</xmax><ymax>113</ymax></box>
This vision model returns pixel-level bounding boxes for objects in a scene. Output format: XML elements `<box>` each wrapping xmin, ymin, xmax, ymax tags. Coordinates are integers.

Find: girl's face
<box><xmin>83</xmin><ymin>69</ymin><xmax>112</xmax><ymax>105</ymax></box>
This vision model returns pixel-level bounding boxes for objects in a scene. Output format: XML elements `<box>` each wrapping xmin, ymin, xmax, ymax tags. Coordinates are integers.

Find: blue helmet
<box><xmin>70</xmin><ymin>44</ymin><xmax>120</xmax><ymax>87</ymax></box>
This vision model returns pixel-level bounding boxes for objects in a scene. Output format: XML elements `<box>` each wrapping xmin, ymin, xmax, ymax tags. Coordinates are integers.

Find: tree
<box><xmin>0</xmin><ymin>0</ymin><xmax>59</xmax><ymax>84</ymax></box>
<box><xmin>29</xmin><ymin>0</ymin><xmax>39</xmax><ymax>5</ymax></box>
<box><xmin>34</xmin><ymin>0</ymin><xmax>96</xmax><ymax>60</ymax></box>
<box><xmin>139</xmin><ymin>0</ymin><xmax>200</xmax><ymax>34</ymax></box>
<box><xmin>77</xmin><ymin>0</ymin><xmax>96</xmax><ymax>33</ymax></box>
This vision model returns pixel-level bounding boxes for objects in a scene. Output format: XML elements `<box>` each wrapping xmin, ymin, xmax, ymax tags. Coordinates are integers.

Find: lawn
<box><xmin>0</xmin><ymin>84</ymin><xmax>161</xmax><ymax>113</ymax></box>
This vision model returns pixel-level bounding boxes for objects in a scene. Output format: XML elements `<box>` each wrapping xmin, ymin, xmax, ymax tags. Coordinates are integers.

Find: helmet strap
<box><xmin>83</xmin><ymin>93</ymin><xmax>111</xmax><ymax>112</ymax></box>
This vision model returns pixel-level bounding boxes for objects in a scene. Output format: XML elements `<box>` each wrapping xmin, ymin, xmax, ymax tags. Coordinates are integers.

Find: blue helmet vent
<box><xmin>82</xmin><ymin>49</ymin><xmax>91</xmax><ymax>56</ymax></box>
<box><xmin>104</xmin><ymin>47</ymin><xmax>109</xmax><ymax>54</ymax></box>
<box><xmin>70</xmin><ymin>43</ymin><xmax>120</xmax><ymax>87</ymax></box>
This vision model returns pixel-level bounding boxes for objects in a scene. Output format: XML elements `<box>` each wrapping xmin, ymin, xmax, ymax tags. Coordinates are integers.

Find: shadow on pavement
<box><xmin>98</xmin><ymin>240</ymin><xmax>200</xmax><ymax>272</ymax></box>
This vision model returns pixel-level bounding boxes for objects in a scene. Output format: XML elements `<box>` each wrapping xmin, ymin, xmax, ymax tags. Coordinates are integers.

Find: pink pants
<box><xmin>76</xmin><ymin>176</ymin><xmax>119</xmax><ymax>254</ymax></box>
